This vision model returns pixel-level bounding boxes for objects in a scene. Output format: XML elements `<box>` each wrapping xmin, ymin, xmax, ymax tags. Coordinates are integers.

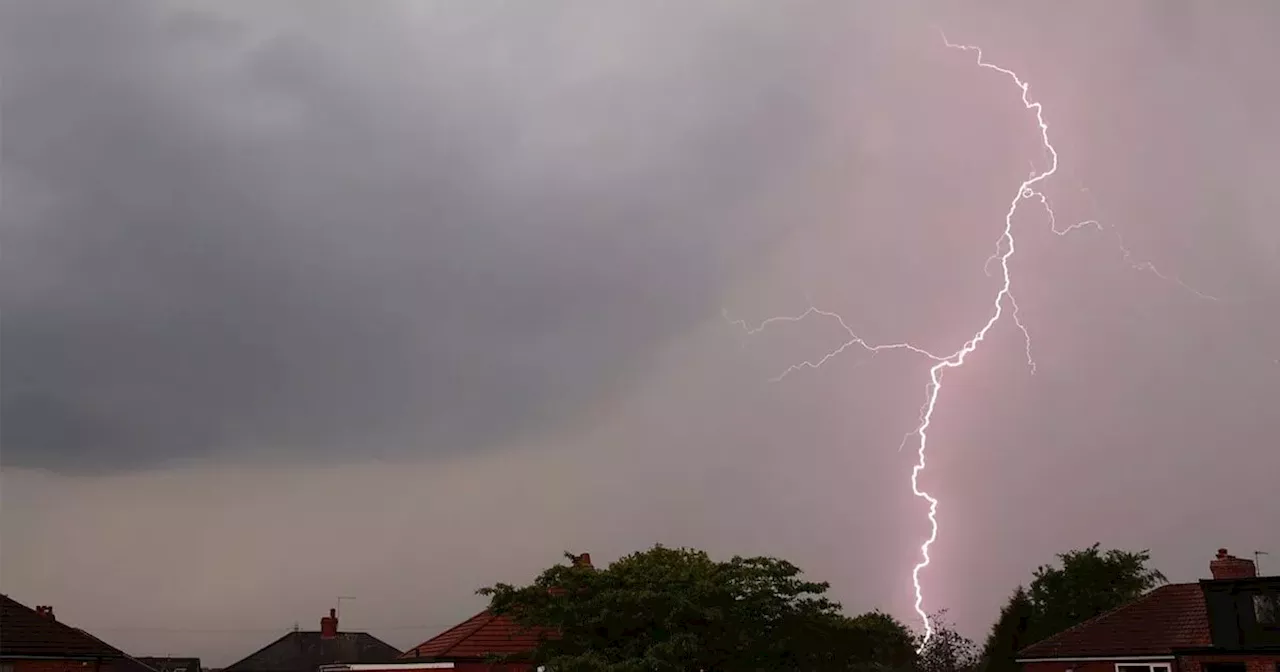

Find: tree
<box><xmin>478</xmin><ymin>545</ymin><xmax>917</xmax><ymax>672</ymax></box>
<box><xmin>979</xmin><ymin>544</ymin><xmax>1166</xmax><ymax>672</ymax></box>
<box><xmin>841</xmin><ymin>611</ymin><xmax>919</xmax><ymax>672</ymax></box>
<box><xmin>915</xmin><ymin>610</ymin><xmax>979</xmax><ymax>672</ymax></box>
<box><xmin>1026</xmin><ymin>543</ymin><xmax>1166</xmax><ymax>640</ymax></box>
<box><xmin>978</xmin><ymin>586</ymin><xmax>1034</xmax><ymax>672</ymax></box>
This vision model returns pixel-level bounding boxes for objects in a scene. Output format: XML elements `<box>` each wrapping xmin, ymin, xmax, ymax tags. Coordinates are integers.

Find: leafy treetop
<box><xmin>979</xmin><ymin>544</ymin><xmax>1167</xmax><ymax>672</ymax></box>
<box><xmin>479</xmin><ymin>545</ymin><xmax>917</xmax><ymax>672</ymax></box>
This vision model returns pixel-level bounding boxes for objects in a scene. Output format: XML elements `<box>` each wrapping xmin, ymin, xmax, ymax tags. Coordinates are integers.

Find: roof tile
<box><xmin>0</xmin><ymin>594</ymin><xmax>126</xmax><ymax>659</ymax></box>
<box><xmin>1018</xmin><ymin>583</ymin><xmax>1212</xmax><ymax>659</ymax></box>
<box><xmin>401</xmin><ymin>611</ymin><xmax>547</xmax><ymax>661</ymax></box>
<box><xmin>223</xmin><ymin>631</ymin><xmax>401</xmax><ymax>672</ymax></box>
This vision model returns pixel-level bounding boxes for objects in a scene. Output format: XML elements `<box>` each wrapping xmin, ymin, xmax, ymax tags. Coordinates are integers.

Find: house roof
<box><xmin>400</xmin><ymin>611</ymin><xmax>547</xmax><ymax>661</ymax></box>
<box><xmin>1017</xmin><ymin>583</ymin><xmax>1212</xmax><ymax>659</ymax></box>
<box><xmin>112</xmin><ymin>655</ymin><xmax>161</xmax><ymax>672</ymax></box>
<box><xmin>401</xmin><ymin>553</ymin><xmax>590</xmax><ymax>662</ymax></box>
<box><xmin>71</xmin><ymin>630</ymin><xmax>158</xmax><ymax>672</ymax></box>
<box><xmin>137</xmin><ymin>656</ymin><xmax>203</xmax><ymax>672</ymax></box>
<box><xmin>223</xmin><ymin>632</ymin><xmax>401</xmax><ymax>672</ymax></box>
<box><xmin>0</xmin><ymin>594</ymin><xmax>128</xmax><ymax>660</ymax></box>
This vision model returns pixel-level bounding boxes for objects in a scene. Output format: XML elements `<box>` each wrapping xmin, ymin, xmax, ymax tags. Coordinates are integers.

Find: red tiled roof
<box><xmin>401</xmin><ymin>610</ymin><xmax>548</xmax><ymax>661</ymax></box>
<box><xmin>0</xmin><ymin>594</ymin><xmax>126</xmax><ymax>659</ymax></box>
<box><xmin>1018</xmin><ymin>583</ymin><xmax>1212</xmax><ymax>659</ymax></box>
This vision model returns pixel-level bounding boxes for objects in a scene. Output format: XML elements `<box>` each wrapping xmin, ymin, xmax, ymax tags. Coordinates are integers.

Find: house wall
<box><xmin>3</xmin><ymin>660</ymin><xmax>113</xmax><ymax>672</ymax></box>
<box><xmin>340</xmin><ymin>664</ymin><xmax>532</xmax><ymax>672</ymax></box>
<box><xmin>448</xmin><ymin>664</ymin><xmax>532</xmax><ymax>672</ymax></box>
<box><xmin>1023</xmin><ymin>656</ymin><xmax>1280</xmax><ymax>672</ymax></box>
<box><xmin>1023</xmin><ymin>660</ymin><xmax>1156</xmax><ymax>672</ymax></box>
<box><xmin>1177</xmin><ymin>653</ymin><xmax>1280</xmax><ymax>672</ymax></box>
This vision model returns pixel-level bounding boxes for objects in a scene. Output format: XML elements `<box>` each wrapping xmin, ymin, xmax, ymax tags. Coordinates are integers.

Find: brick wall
<box><xmin>449</xmin><ymin>664</ymin><xmax>533</xmax><ymax>672</ymax></box>
<box><xmin>1178</xmin><ymin>653</ymin><xmax>1280</xmax><ymax>672</ymax></box>
<box><xmin>336</xmin><ymin>664</ymin><xmax>533</xmax><ymax>672</ymax></box>
<box><xmin>5</xmin><ymin>660</ymin><xmax>114</xmax><ymax>672</ymax></box>
<box><xmin>1023</xmin><ymin>656</ymin><xmax>1280</xmax><ymax>672</ymax></box>
<box><xmin>1024</xmin><ymin>659</ymin><xmax>1155</xmax><ymax>672</ymax></box>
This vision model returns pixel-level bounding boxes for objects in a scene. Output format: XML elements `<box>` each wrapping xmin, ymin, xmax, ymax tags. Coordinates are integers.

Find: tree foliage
<box><xmin>843</xmin><ymin>611</ymin><xmax>919</xmax><ymax>672</ymax></box>
<box><xmin>1027</xmin><ymin>543</ymin><xmax>1166</xmax><ymax>636</ymax></box>
<box><xmin>979</xmin><ymin>544</ymin><xmax>1166</xmax><ymax>672</ymax></box>
<box><xmin>915</xmin><ymin>610</ymin><xmax>979</xmax><ymax>672</ymax></box>
<box><xmin>479</xmin><ymin>545</ymin><xmax>917</xmax><ymax>672</ymax></box>
<box><xmin>977</xmin><ymin>587</ymin><xmax>1034</xmax><ymax>672</ymax></box>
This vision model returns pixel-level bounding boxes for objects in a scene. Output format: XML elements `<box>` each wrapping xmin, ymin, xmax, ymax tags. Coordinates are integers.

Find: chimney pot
<box><xmin>1210</xmin><ymin>547</ymin><xmax>1257</xmax><ymax>580</ymax></box>
<box><xmin>573</xmin><ymin>553</ymin><xmax>592</xmax><ymax>569</ymax></box>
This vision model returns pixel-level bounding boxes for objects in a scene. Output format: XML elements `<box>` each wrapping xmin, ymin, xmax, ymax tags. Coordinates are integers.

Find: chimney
<box><xmin>1210</xmin><ymin>548</ymin><xmax>1257</xmax><ymax>580</ymax></box>
<box><xmin>35</xmin><ymin>606</ymin><xmax>56</xmax><ymax>620</ymax></box>
<box><xmin>319</xmin><ymin>608</ymin><xmax>338</xmax><ymax>639</ymax></box>
<box><xmin>549</xmin><ymin>553</ymin><xmax>593</xmax><ymax>597</ymax></box>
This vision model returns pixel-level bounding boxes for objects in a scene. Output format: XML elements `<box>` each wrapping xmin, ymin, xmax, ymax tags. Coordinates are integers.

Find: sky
<box><xmin>2</xmin><ymin>0</ymin><xmax>1278</xmax><ymax>665</ymax></box>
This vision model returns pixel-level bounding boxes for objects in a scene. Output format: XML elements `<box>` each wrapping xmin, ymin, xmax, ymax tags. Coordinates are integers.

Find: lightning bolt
<box><xmin>726</xmin><ymin>31</ymin><xmax>1218</xmax><ymax>648</ymax></box>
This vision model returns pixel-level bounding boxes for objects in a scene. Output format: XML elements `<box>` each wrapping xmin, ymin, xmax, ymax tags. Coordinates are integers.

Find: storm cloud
<box><xmin>1</xmin><ymin>0</ymin><xmax>867</xmax><ymax>471</ymax></box>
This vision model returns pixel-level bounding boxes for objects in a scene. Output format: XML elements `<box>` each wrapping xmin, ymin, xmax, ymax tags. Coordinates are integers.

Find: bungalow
<box><xmin>1</xmin><ymin>595</ymin><xmax>138</xmax><ymax>672</ymax></box>
<box><xmin>222</xmin><ymin>609</ymin><xmax>401</xmax><ymax>672</ymax></box>
<box><xmin>388</xmin><ymin>609</ymin><xmax>545</xmax><ymax>672</ymax></box>
<box><xmin>1017</xmin><ymin>548</ymin><xmax>1280</xmax><ymax>672</ymax></box>
<box><xmin>320</xmin><ymin>554</ymin><xmax>594</xmax><ymax>672</ymax></box>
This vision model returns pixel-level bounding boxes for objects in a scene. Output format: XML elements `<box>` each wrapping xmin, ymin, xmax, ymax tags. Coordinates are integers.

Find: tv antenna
<box><xmin>1255</xmin><ymin>551</ymin><xmax>1270</xmax><ymax>576</ymax></box>
<box><xmin>336</xmin><ymin>596</ymin><xmax>356</xmax><ymax>621</ymax></box>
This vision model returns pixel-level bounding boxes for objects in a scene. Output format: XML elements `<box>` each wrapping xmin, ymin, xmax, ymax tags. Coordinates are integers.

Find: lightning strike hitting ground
<box><xmin>727</xmin><ymin>33</ymin><xmax>1218</xmax><ymax>648</ymax></box>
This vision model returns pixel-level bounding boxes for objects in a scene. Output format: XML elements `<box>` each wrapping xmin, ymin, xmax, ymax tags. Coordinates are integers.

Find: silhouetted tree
<box><xmin>978</xmin><ymin>586</ymin><xmax>1034</xmax><ymax>672</ymax></box>
<box><xmin>844</xmin><ymin>610</ymin><xmax>919</xmax><ymax>672</ymax></box>
<box><xmin>479</xmin><ymin>545</ymin><xmax>917</xmax><ymax>672</ymax></box>
<box><xmin>1027</xmin><ymin>543</ymin><xmax>1166</xmax><ymax>639</ymax></box>
<box><xmin>979</xmin><ymin>543</ymin><xmax>1167</xmax><ymax>671</ymax></box>
<box><xmin>914</xmin><ymin>610</ymin><xmax>979</xmax><ymax>672</ymax></box>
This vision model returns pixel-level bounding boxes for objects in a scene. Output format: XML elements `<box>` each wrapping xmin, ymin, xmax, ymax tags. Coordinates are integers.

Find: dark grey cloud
<box><xmin>1</xmin><ymin>0</ymin><xmax>862</xmax><ymax>471</ymax></box>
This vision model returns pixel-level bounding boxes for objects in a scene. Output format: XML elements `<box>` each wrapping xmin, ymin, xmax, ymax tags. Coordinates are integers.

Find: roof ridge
<box><xmin>403</xmin><ymin>609</ymin><xmax>548</xmax><ymax>661</ymax></box>
<box><xmin>436</xmin><ymin>611</ymin><xmax>498</xmax><ymax>658</ymax></box>
<box><xmin>224</xmin><ymin>629</ymin><xmax>402</xmax><ymax>671</ymax></box>
<box><xmin>1013</xmin><ymin>581</ymin><xmax>1192</xmax><ymax>655</ymax></box>
<box><xmin>401</xmin><ymin>609</ymin><xmax>493</xmax><ymax>659</ymax></box>
<box><xmin>0</xmin><ymin>594</ymin><xmax>128</xmax><ymax>659</ymax></box>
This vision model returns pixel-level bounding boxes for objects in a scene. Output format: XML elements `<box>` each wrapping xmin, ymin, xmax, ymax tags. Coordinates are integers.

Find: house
<box><xmin>321</xmin><ymin>554</ymin><xmax>593</xmax><ymax>672</ymax></box>
<box><xmin>68</xmin><ymin>631</ymin><xmax>163</xmax><ymax>672</ymax></box>
<box><xmin>1017</xmin><ymin>548</ymin><xmax>1280</xmax><ymax>672</ymax></box>
<box><xmin>221</xmin><ymin>609</ymin><xmax>401</xmax><ymax>672</ymax></box>
<box><xmin>388</xmin><ymin>609</ymin><xmax>546</xmax><ymax>672</ymax></box>
<box><xmin>0</xmin><ymin>595</ymin><xmax>134</xmax><ymax>672</ymax></box>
